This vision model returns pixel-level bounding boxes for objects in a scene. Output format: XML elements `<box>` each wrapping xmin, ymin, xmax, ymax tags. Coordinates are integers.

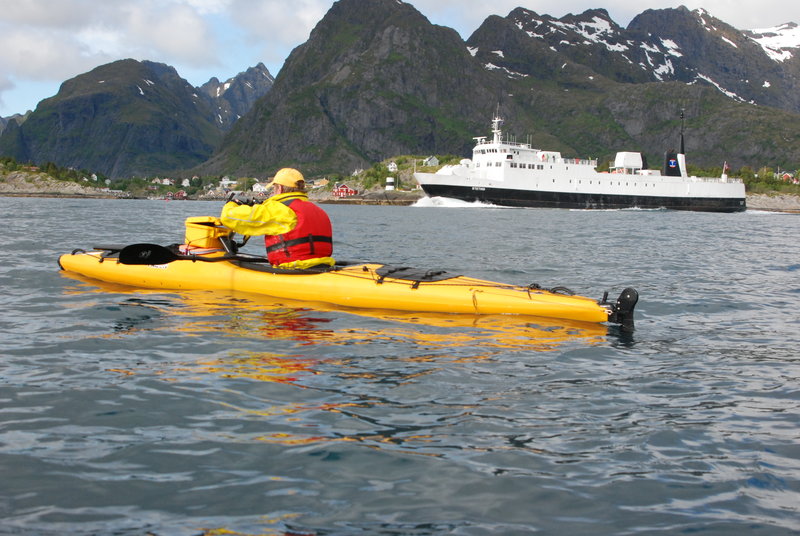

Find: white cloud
<box><xmin>0</xmin><ymin>0</ymin><xmax>94</xmax><ymax>29</ymax></box>
<box><xmin>0</xmin><ymin>0</ymin><xmax>226</xmax><ymax>113</ymax></box>
<box><xmin>226</xmin><ymin>0</ymin><xmax>328</xmax><ymax>66</ymax></box>
<box><xmin>122</xmin><ymin>3</ymin><xmax>219</xmax><ymax>65</ymax></box>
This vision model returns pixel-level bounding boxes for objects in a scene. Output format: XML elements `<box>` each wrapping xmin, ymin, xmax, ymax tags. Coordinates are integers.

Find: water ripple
<box><xmin>1</xmin><ymin>199</ymin><xmax>799</xmax><ymax>535</ymax></box>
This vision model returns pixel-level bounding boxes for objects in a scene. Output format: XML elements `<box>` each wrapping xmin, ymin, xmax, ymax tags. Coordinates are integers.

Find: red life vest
<box><xmin>265</xmin><ymin>194</ymin><xmax>333</xmax><ymax>265</ymax></box>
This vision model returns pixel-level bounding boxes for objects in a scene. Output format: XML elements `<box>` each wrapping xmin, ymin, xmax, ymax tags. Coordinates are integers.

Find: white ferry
<box><xmin>413</xmin><ymin>115</ymin><xmax>746</xmax><ymax>212</ymax></box>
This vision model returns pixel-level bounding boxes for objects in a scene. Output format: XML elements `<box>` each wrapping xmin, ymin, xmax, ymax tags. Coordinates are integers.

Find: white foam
<box><xmin>412</xmin><ymin>196</ymin><xmax>502</xmax><ymax>208</ymax></box>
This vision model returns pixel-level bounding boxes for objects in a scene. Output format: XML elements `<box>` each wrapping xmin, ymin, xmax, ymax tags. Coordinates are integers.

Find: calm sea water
<box><xmin>1</xmin><ymin>196</ymin><xmax>799</xmax><ymax>535</ymax></box>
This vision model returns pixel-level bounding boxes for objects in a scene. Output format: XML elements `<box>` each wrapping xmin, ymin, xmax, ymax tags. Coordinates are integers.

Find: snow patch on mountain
<box><xmin>747</xmin><ymin>22</ymin><xmax>800</xmax><ymax>62</ymax></box>
<box><xmin>695</xmin><ymin>74</ymin><xmax>752</xmax><ymax>103</ymax></box>
<box><xmin>661</xmin><ymin>39</ymin><xmax>683</xmax><ymax>57</ymax></box>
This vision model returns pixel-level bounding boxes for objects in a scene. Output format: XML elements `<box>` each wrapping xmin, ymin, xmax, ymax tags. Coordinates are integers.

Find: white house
<box><xmin>387</xmin><ymin>161</ymin><xmax>398</xmax><ymax>172</ymax></box>
<box><xmin>219</xmin><ymin>176</ymin><xmax>237</xmax><ymax>189</ymax></box>
<box><xmin>422</xmin><ymin>156</ymin><xmax>439</xmax><ymax>167</ymax></box>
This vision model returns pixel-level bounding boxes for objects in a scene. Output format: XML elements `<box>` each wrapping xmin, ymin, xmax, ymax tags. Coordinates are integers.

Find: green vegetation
<box><xmin>0</xmin><ymin>155</ymin><xmax>220</xmax><ymax>198</ymax></box>
<box><xmin>1</xmin><ymin>156</ymin><xmax>106</xmax><ymax>184</ymax></box>
<box><xmin>359</xmin><ymin>163</ymin><xmax>389</xmax><ymax>190</ymax></box>
<box><xmin>685</xmin><ymin>163</ymin><xmax>800</xmax><ymax>195</ymax></box>
<box><xmin>344</xmin><ymin>154</ymin><xmax>463</xmax><ymax>192</ymax></box>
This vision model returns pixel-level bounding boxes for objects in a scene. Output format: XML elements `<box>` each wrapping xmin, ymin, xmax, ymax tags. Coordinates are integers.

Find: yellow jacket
<box><xmin>219</xmin><ymin>192</ymin><xmax>335</xmax><ymax>269</ymax></box>
<box><xmin>219</xmin><ymin>193</ymin><xmax>299</xmax><ymax>236</ymax></box>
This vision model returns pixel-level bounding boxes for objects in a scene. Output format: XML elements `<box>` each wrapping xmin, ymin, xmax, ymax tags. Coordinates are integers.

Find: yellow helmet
<box><xmin>268</xmin><ymin>168</ymin><xmax>305</xmax><ymax>188</ymax></box>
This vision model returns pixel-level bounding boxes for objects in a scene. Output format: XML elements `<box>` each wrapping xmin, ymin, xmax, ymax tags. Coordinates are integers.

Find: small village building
<box><xmin>333</xmin><ymin>183</ymin><xmax>358</xmax><ymax>197</ymax></box>
<box><xmin>252</xmin><ymin>182</ymin><xmax>270</xmax><ymax>194</ymax></box>
<box><xmin>218</xmin><ymin>176</ymin><xmax>237</xmax><ymax>190</ymax></box>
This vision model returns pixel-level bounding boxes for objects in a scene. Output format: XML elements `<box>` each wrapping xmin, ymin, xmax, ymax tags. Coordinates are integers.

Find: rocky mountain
<box><xmin>201</xmin><ymin>0</ymin><xmax>507</xmax><ymax>177</ymax></box>
<box><xmin>0</xmin><ymin>60</ymin><xmax>222</xmax><ymax>178</ymax></box>
<box><xmin>0</xmin><ymin>112</ymin><xmax>28</xmax><ymax>136</ymax></box>
<box><xmin>202</xmin><ymin>0</ymin><xmax>800</xmax><ymax>177</ymax></box>
<box><xmin>475</xmin><ymin>6</ymin><xmax>800</xmax><ymax>113</ymax></box>
<box><xmin>0</xmin><ymin>60</ymin><xmax>272</xmax><ymax>178</ymax></box>
<box><xmin>198</xmin><ymin>62</ymin><xmax>275</xmax><ymax>130</ymax></box>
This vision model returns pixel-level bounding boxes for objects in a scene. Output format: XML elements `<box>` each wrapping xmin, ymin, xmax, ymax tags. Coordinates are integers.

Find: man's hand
<box><xmin>226</xmin><ymin>192</ymin><xmax>256</xmax><ymax>206</ymax></box>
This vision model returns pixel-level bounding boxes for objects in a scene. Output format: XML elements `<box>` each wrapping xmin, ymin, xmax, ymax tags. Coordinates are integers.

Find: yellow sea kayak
<box><xmin>58</xmin><ymin>244</ymin><xmax>637</xmax><ymax>326</ymax></box>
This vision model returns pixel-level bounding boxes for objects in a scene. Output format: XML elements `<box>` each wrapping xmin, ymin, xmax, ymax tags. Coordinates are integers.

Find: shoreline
<box><xmin>2</xmin><ymin>178</ymin><xmax>799</xmax><ymax>212</ymax></box>
<box><xmin>741</xmin><ymin>193</ymin><xmax>800</xmax><ymax>213</ymax></box>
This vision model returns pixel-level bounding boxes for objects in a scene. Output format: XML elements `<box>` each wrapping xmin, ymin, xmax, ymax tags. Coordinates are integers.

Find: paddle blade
<box><xmin>118</xmin><ymin>244</ymin><xmax>179</xmax><ymax>265</ymax></box>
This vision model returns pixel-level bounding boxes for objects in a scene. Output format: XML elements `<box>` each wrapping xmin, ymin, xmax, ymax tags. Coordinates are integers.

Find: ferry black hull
<box><xmin>420</xmin><ymin>184</ymin><xmax>747</xmax><ymax>213</ymax></box>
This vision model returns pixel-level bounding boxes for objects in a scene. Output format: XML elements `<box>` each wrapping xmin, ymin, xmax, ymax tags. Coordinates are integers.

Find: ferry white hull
<box><xmin>415</xmin><ymin>165</ymin><xmax>747</xmax><ymax>212</ymax></box>
<box><xmin>413</xmin><ymin>115</ymin><xmax>747</xmax><ymax>213</ymax></box>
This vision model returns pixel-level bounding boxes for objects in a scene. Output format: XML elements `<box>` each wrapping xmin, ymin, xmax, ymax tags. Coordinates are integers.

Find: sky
<box><xmin>1</xmin><ymin>0</ymin><xmax>798</xmax><ymax>117</ymax></box>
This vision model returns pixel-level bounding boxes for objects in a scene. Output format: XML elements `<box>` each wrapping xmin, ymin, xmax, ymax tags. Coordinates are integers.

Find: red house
<box><xmin>332</xmin><ymin>183</ymin><xmax>358</xmax><ymax>197</ymax></box>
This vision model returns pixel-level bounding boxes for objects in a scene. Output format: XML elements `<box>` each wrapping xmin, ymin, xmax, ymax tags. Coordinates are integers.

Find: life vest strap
<box><xmin>265</xmin><ymin>234</ymin><xmax>332</xmax><ymax>254</ymax></box>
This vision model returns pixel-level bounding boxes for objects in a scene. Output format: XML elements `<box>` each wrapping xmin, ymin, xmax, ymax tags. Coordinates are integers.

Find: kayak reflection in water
<box><xmin>220</xmin><ymin>167</ymin><xmax>335</xmax><ymax>270</ymax></box>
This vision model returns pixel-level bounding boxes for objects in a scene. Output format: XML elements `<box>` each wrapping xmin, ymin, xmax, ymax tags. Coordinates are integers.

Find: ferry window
<box><xmin>496</xmin><ymin>162</ymin><xmax>501</xmax><ymax>167</ymax></box>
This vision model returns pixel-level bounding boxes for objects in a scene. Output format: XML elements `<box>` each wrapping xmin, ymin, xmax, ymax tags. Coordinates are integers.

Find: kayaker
<box><xmin>219</xmin><ymin>168</ymin><xmax>334</xmax><ymax>270</ymax></box>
